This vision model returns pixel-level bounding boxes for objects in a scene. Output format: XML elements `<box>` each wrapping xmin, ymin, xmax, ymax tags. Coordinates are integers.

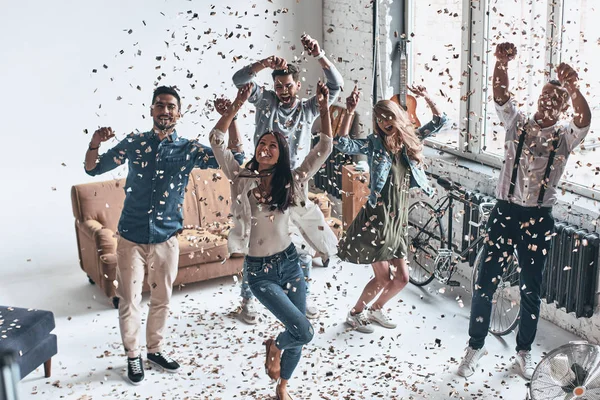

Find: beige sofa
<box><xmin>71</xmin><ymin>168</ymin><xmax>243</xmax><ymax>308</ymax></box>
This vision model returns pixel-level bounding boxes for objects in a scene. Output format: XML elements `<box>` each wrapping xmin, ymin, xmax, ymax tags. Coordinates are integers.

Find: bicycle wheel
<box><xmin>407</xmin><ymin>201</ymin><xmax>445</xmax><ymax>286</ymax></box>
<box><xmin>471</xmin><ymin>247</ymin><xmax>520</xmax><ymax>336</ymax></box>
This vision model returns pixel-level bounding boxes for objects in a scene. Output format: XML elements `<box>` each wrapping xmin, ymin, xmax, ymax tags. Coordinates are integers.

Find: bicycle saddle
<box><xmin>437</xmin><ymin>176</ymin><xmax>457</xmax><ymax>191</ymax></box>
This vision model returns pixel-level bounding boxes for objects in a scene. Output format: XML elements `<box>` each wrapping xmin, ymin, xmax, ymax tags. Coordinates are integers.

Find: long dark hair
<box><xmin>242</xmin><ymin>131</ymin><xmax>296</xmax><ymax>212</ymax></box>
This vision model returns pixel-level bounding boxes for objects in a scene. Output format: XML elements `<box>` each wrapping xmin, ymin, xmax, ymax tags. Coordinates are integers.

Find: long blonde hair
<box><xmin>373</xmin><ymin>100</ymin><xmax>423</xmax><ymax>164</ymax></box>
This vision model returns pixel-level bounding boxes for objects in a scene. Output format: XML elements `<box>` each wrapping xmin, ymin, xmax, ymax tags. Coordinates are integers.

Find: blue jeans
<box><xmin>246</xmin><ymin>243</ymin><xmax>314</xmax><ymax>380</ymax></box>
<box><xmin>468</xmin><ymin>200</ymin><xmax>554</xmax><ymax>352</ymax></box>
<box><xmin>242</xmin><ymin>251</ymin><xmax>312</xmax><ymax>299</ymax></box>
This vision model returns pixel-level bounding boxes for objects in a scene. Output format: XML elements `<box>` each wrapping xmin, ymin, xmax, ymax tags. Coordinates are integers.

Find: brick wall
<box><xmin>323</xmin><ymin>0</ymin><xmax>395</xmax><ymax>135</ymax></box>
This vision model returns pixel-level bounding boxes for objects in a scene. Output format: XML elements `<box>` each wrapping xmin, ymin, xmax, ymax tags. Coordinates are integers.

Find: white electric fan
<box><xmin>527</xmin><ymin>341</ymin><xmax>600</xmax><ymax>399</ymax></box>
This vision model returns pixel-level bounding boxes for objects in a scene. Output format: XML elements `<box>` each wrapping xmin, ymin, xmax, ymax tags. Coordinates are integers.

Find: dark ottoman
<box><xmin>0</xmin><ymin>306</ymin><xmax>57</xmax><ymax>379</ymax></box>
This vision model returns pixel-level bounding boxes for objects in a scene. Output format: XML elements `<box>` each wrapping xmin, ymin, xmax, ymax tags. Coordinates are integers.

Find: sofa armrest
<box><xmin>80</xmin><ymin>220</ymin><xmax>117</xmax><ymax>264</ymax></box>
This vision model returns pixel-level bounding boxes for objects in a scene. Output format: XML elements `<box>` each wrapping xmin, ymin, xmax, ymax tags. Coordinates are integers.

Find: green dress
<box><xmin>338</xmin><ymin>152</ymin><xmax>410</xmax><ymax>264</ymax></box>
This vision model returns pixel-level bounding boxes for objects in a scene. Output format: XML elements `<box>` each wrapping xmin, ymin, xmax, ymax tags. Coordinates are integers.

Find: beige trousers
<box><xmin>116</xmin><ymin>235</ymin><xmax>179</xmax><ymax>358</ymax></box>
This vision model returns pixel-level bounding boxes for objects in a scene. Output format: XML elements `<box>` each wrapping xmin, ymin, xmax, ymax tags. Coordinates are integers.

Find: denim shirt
<box><xmin>85</xmin><ymin>130</ymin><xmax>244</xmax><ymax>244</ymax></box>
<box><xmin>334</xmin><ymin>117</ymin><xmax>447</xmax><ymax>207</ymax></box>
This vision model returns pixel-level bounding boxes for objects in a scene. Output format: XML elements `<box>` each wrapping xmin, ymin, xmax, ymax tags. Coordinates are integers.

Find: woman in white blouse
<box><xmin>210</xmin><ymin>82</ymin><xmax>333</xmax><ymax>400</ymax></box>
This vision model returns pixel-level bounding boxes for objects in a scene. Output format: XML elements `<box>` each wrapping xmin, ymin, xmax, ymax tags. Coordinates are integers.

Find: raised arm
<box><xmin>84</xmin><ymin>127</ymin><xmax>131</xmax><ymax>176</ymax></box>
<box><xmin>408</xmin><ymin>85</ymin><xmax>441</xmax><ymax>117</ymax></box>
<box><xmin>493</xmin><ymin>42</ymin><xmax>517</xmax><ymax>106</ymax></box>
<box><xmin>210</xmin><ymin>85</ymin><xmax>252</xmax><ymax>180</ymax></box>
<box><xmin>214</xmin><ymin>97</ymin><xmax>244</xmax><ymax>153</ymax></box>
<box><xmin>408</xmin><ymin>85</ymin><xmax>448</xmax><ymax>140</ymax></box>
<box><xmin>232</xmin><ymin>56</ymin><xmax>287</xmax><ymax>103</ymax></box>
<box><xmin>85</xmin><ymin>127</ymin><xmax>115</xmax><ymax>171</ymax></box>
<box><xmin>294</xmin><ymin>81</ymin><xmax>333</xmax><ymax>182</ymax></box>
<box><xmin>334</xmin><ymin>87</ymin><xmax>368</xmax><ymax>155</ymax></box>
<box><xmin>301</xmin><ymin>34</ymin><xmax>344</xmax><ymax>107</ymax></box>
<box><xmin>337</xmin><ymin>85</ymin><xmax>360</xmax><ymax>138</ymax></box>
<box><xmin>557</xmin><ymin>62</ymin><xmax>591</xmax><ymax>129</ymax></box>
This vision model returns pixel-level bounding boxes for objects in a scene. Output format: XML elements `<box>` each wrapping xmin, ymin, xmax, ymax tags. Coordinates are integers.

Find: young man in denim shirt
<box><xmin>231</xmin><ymin>34</ymin><xmax>344</xmax><ymax>322</ymax></box>
<box><xmin>84</xmin><ymin>86</ymin><xmax>244</xmax><ymax>385</ymax></box>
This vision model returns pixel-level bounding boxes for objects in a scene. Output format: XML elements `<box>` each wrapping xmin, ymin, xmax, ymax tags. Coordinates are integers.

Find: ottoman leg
<box><xmin>44</xmin><ymin>358</ymin><xmax>52</xmax><ymax>378</ymax></box>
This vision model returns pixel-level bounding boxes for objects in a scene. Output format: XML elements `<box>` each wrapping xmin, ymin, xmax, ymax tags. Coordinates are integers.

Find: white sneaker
<box><xmin>306</xmin><ymin>298</ymin><xmax>320</xmax><ymax>319</ymax></box>
<box><xmin>239</xmin><ymin>298</ymin><xmax>258</xmax><ymax>325</ymax></box>
<box><xmin>368</xmin><ymin>308</ymin><xmax>397</xmax><ymax>329</ymax></box>
<box><xmin>346</xmin><ymin>310</ymin><xmax>375</xmax><ymax>333</ymax></box>
<box><xmin>516</xmin><ymin>350</ymin><xmax>535</xmax><ymax>380</ymax></box>
<box><xmin>457</xmin><ymin>346</ymin><xmax>488</xmax><ymax>377</ymax></box>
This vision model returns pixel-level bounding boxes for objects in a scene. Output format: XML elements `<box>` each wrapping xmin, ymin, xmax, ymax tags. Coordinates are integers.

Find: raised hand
<box><xmin>316</xmin><ymin>80</ymin><xmax>329</xmax><ymax>109</ymax></box>
<box><xmin>407</xmin><ymin>84</ymin><xmax>428</xmax><ymax>98</ymax></box>
<box><xmin>301</xmin><ymin>34</ymin><xmax>321</xmax><ymax>57</ymax></box>
<box><xmin>346</xmin><ymin>85</ymin><xmax>360</xmax><ymax>114</ymax></box>
<box><xmin>494</xmin><ymin>42</ymin><xmax>517</xmax><ymax>64</ymax></box>
<box><xmin>91</xmin><ymin>127</ymin><xmax>115</xmax><ymax>147</ymax></box>
<box><xmin>261</xmin><ymin>55</ymin><xmax>287</xmax><ymax>70</ymax></box>
<box><xmin>556</xmin><ymin>63</ymin><xmax>579</xmax><ymax>93</ymax></box>
<box><xmin>214</xmin><ymin>98</ymin><xmax>232</xmax><ymax>116</ymax></box>
<box><xmin>235</xmin><ymin>83</ymin><xmax>252</xmax><ymax>105</ymax></box>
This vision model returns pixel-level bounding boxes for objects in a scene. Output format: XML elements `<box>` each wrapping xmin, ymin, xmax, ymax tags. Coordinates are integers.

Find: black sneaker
<box><xmin>127</xmin><ymin>356</ymin><xmax>144</xmax><ymax>385</ymax></box>
<box><xmin>147</xmin><ymin>352</ymin><xmax>180</xmax><ymax>373</ymax></box>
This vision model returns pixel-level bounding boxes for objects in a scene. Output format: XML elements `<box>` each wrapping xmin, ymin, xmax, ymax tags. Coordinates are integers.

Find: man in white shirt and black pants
<box><xmin>457</xmin><ymin>42</ymin><xmax>591</xmax><ymax>380</ymax></box>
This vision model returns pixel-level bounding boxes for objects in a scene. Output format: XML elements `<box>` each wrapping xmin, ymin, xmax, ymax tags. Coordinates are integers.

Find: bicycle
<box><xmin>406</xmin><ymin>175</ymin><xmax>521</xmax><ymax>336</ymax></box>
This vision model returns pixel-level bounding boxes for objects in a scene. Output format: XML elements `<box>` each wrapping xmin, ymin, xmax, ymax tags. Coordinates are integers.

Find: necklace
<box><xmin>254</xmin><ymin>180</ymin><xmax>271</xmax><ymax>203</ymax></box>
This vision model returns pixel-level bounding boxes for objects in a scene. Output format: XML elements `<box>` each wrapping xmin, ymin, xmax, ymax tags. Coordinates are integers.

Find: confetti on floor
<box><xmin>11</xmin><ymin>256</ymin><xmax>584</xmax><ymax>400</ymax></box>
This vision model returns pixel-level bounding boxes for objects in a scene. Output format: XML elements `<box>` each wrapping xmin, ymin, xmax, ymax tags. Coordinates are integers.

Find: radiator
<box><xmin>542</xmin><ymin>223</ymin><xmax>600</xmax><ymax>318</ymax></box>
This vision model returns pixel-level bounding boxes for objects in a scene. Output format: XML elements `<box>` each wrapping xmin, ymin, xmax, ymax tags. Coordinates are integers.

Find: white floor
<box><xmin>6</xmin><ymin>257</ymin><xmax>582</xmax><ymax>400</ymax></box>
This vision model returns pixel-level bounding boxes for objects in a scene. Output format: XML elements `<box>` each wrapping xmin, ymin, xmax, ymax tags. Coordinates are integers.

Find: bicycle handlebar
<box><xmin>478</xmin><ymin>202</ymin><xmax>495</xmax><ymax>216</ymax></box>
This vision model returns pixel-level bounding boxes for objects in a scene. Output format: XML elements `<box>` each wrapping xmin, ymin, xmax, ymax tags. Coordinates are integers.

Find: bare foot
<box><xmin>264</xmin><ymin>338</ymin><xmax>281</xmax><ymax>380</ymax></box>
<box><xmin>276</xmin><ymin>380</ymin><xmax>292</xmax><ymax>400</ymax></box>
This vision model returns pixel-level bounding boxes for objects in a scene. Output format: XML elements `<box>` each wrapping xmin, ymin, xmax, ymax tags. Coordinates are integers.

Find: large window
<box><xmin>559</xmin><ymin>0</ymin><xmax>600</xmax><ymax>192</ymax></box>
<box><xmin>407</xmin><ymin>0</ymin><xmax>599</xmax><ymax>199</ymax></box>
<box><xmin>408</xmin><ymin>0</ymin><xmax>463</xmax><ymax>148</ymax></box>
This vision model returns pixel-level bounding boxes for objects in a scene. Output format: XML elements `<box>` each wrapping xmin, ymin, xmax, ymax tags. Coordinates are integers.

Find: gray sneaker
<box><xmin>346</xmin><ymin>310</ymin><xmax>375</xmax><ymax>333</ymax></box>
<box><xmin>457</xmin><ymin>346</ymin><xmax>488</xmax><ymax>377</ymax></box>
<box><xmin>240</xmin><ymin>298</ymin><xmax>258</xmax><ymax>325</ymax></box>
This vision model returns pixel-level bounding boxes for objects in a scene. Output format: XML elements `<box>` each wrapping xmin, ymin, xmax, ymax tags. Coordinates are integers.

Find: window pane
<box><xmin>559</xmin><ymin>0</ymin><xmax>600</xmax><ymax>192</ymax></box>
<box><xmin>408</xmin><ymin>0</ymin><xmax>462</xmax><ymax>147</ymax></box>
<box><xmin>481</xmin><ymin>0</ymin><xmax>549</xmax><ymax>156</ymax></box>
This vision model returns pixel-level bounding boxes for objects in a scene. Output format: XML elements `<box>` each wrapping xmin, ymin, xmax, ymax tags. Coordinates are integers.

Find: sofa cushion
<box><xmin>0</xmin><ymin>307</ymin><xmax>55</xmax><ymax>358</ymax></box>
<box><xmin>177</xmin><ymin>228</ymin><xmax>230</xmax><ymax>268</ymax></box>
<box><xmin>189</xmin><ymin>169</ymin><xmax>232</xmax><ymax>227</ymax></box>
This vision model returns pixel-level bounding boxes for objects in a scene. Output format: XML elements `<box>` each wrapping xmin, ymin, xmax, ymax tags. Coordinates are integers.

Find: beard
<box><xmin>154</xmin><ymin>118</ymin><xmax>177</xmax><ymax>132</ymax></box>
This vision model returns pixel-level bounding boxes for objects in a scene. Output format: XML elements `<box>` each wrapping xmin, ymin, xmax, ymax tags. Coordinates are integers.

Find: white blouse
<box><xmin>209</xmin><ymin>128</ymin><xmax>333</xmax><ymax>256</ymax></box>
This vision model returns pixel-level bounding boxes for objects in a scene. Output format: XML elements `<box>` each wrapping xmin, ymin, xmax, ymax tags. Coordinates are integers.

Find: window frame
<box><xmin>406</xmin><ymin>0</ymin><xmax>599</xmax><ymax>201</ymax></box>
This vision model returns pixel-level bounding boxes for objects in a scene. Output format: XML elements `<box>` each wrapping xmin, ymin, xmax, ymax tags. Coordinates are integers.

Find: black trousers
<box><xmin>468</xmin><ymin>200</ymin><xmax>554</xmax><ymax>352</ymax></box>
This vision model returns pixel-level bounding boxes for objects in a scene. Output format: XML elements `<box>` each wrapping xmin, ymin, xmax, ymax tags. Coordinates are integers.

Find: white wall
<box><xmin>0</xmin><ymin>0</ymin><xmax>324</xmax><ymax>296</ymax></box>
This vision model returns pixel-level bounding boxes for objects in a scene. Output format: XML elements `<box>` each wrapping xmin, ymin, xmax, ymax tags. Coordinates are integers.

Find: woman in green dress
<box><xmin>334</xmin><ymin>87</ymin><xmax>438</xmax><ymax>333</ymax></box>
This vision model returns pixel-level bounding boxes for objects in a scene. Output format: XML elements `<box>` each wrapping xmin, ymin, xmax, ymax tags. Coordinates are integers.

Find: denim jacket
<box><xmin>334</xmin><ymin>115</ymin><xmax>447</xmax><ymax>206</ymax></box>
